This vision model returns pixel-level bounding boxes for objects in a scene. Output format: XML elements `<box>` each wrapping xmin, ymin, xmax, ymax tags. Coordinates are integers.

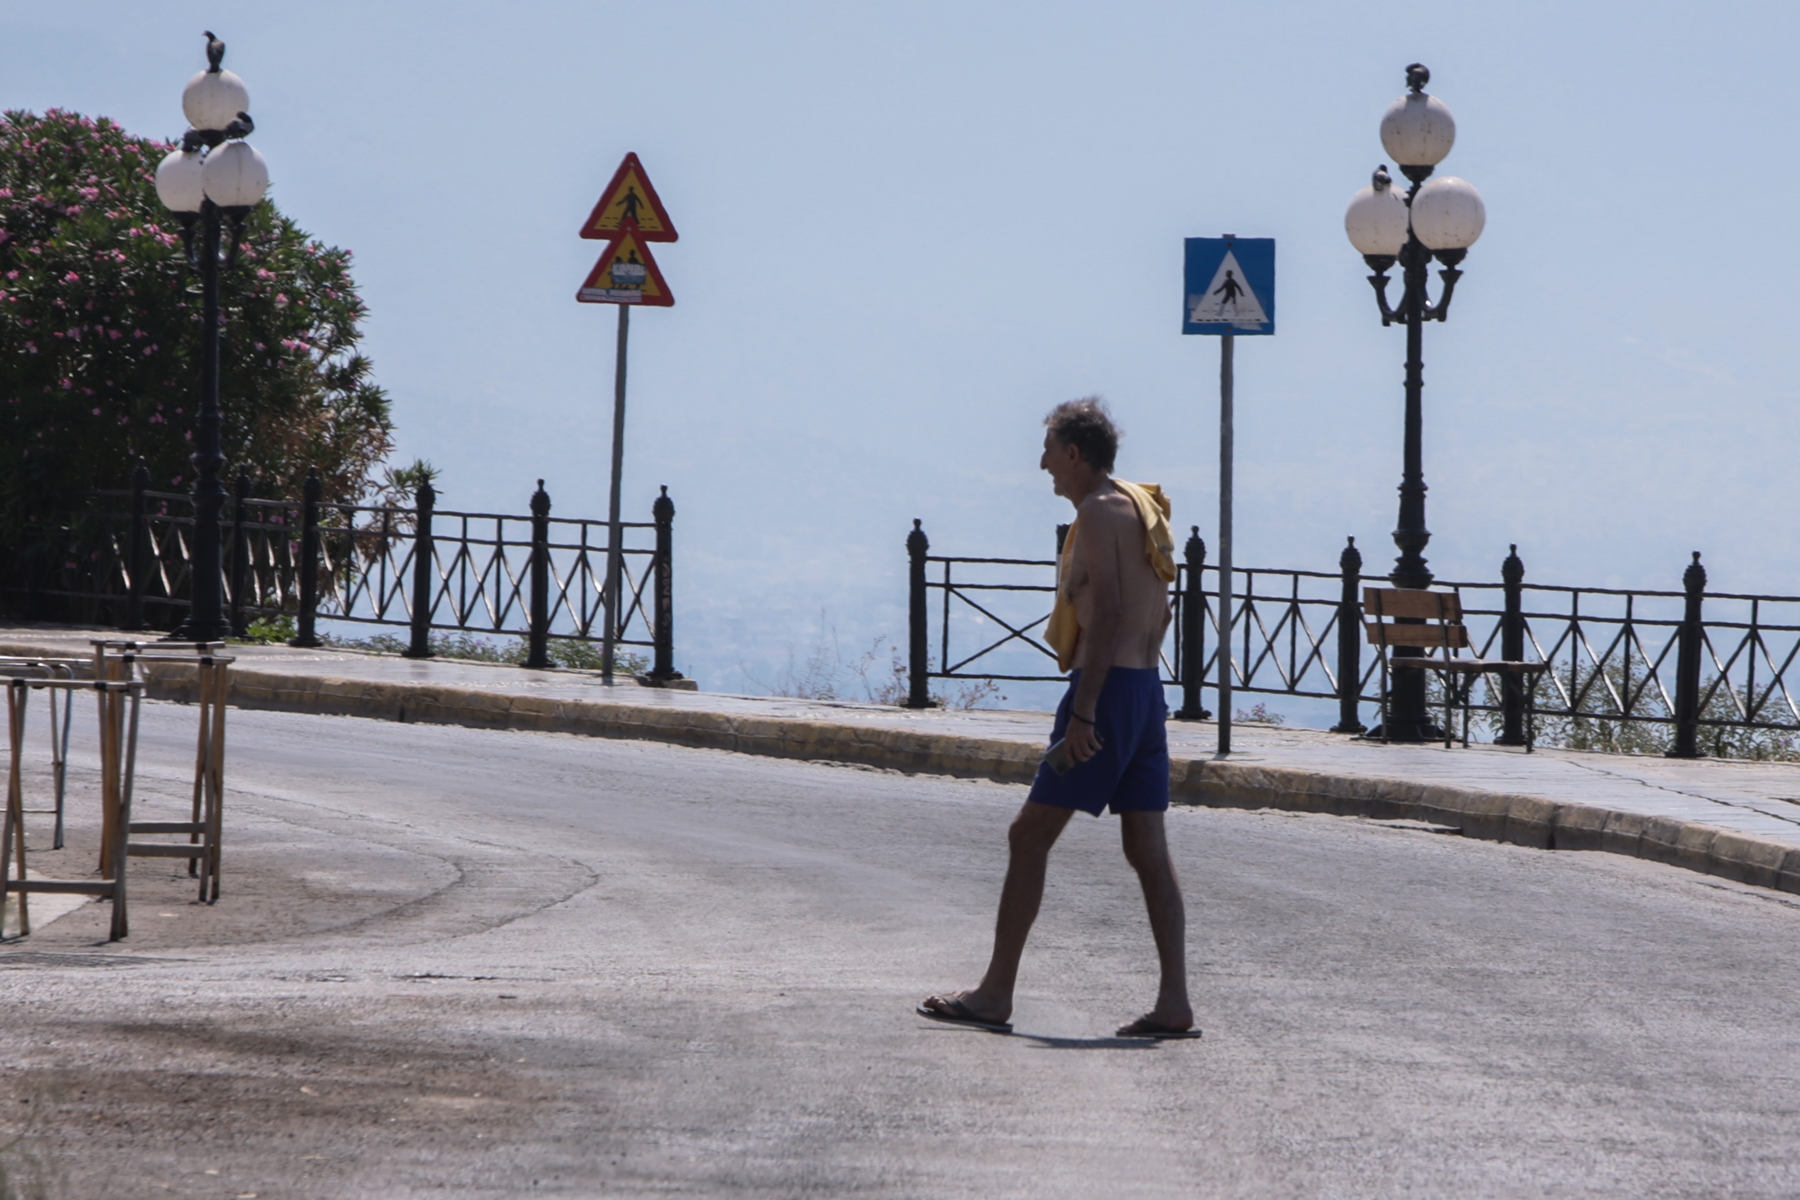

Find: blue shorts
<box><xmin>1027</xmin><ymin>667</ymin><xmax>1170</xmax><ymax>817</ymax></box>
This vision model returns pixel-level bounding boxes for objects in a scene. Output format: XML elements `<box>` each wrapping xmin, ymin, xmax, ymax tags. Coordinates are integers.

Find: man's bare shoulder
<box><xmin>1077</xmin><ymin>485</ymin><xmax>1139</xmax><ymax>531</ymax></box>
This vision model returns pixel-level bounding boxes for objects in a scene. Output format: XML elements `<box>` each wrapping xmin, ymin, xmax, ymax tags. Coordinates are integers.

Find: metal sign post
<box><xmin>1183</xmin><ymin>235</ymin><xmax>1275</xmax><ymax>757</ymax></box>
<box><xmin>1217</xmin><ymin>332</ymin><xmax>1234</xmax><ymax>756</ymax></box>
<box><xmin>605</xmin><ymin>305</ymin><xmax>631</xmax><ymax>682</ymax></box>
<box><xmin>576</xmin><ymin>153</ymin><xmax>679</xmax><ymax>684</ymax></box>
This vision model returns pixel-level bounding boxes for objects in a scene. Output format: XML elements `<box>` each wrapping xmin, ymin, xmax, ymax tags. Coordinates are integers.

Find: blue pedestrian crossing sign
<box><xmin>1183</xmin><ymin>236</ymin><xmax>1275</xmax><ymax>335</ymax></box>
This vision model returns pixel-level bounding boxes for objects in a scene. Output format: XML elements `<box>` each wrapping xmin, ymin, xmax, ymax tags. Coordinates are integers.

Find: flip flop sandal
<box><xmin>1115</xmin><ymin>1016</ymin><xmax>1203</xmax><ymax>1040</ymax></box>
<box><xmin>916</xmin><ymin>996</ymin><xmax>1012</xmax><ymax>1033</ymax></box>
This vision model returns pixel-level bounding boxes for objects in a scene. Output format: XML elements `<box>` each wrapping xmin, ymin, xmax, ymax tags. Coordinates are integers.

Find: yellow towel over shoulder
<box><xmin>1044</xmin><ymin>480</ymin><xmax>1176</xmax><ymax>673</ymax></box>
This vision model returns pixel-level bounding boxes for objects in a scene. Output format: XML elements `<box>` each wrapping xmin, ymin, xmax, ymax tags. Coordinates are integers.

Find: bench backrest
<box><xmin>1363</xmin><ymin>587</ymin><xmax>1462</xmax><ymax>622</ymax></box>
<box><xmin>1363</xmin><ymin>587</ymin><xmax>1470</xmax><ymax>650</ymax></box>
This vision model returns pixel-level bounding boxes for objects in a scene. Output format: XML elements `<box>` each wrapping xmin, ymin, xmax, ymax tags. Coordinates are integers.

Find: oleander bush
<box><xmin>0</xmin><ymin>107</ymin><xmax>393</xmax><ymax>556</ymax></box>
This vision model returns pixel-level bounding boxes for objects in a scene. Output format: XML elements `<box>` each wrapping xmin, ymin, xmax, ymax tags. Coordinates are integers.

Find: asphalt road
<box><xmin>2</xmin><ymin>701</ymin><xmax>1798</xmax><ymax>1198</ymax></box>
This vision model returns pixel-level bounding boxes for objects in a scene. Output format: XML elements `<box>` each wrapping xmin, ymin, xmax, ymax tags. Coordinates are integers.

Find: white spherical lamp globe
<box><xmin>1379</xmin><ymin>92</ymin><xmax>1456</xmax><ymax>168</ymax></box>
<box><xmin>1344</xmin><ymin>182</ymin><xmax>1409</xmax><ymax>257</ymax></box>
<box><xmin>182</xmin><ymin>68</ymin><xmax>250</xmax><ymax>133</ymax></box>
<box><xmin>1409</xmin><ymin>176</ymin><xmax>1485</xmax><ymax>251</ymax></box>
<box><xmin>201</xmin><ymin>141</ymin><xmax>269</xmax><ymax>208</ymax></box>
<box><xmin>155</xmin><ymin>147</ymin><xmax>206</xmax><ymax>213</ymax></box>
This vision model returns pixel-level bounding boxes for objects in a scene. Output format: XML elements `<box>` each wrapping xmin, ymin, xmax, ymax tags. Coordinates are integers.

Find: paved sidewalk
<box><xmin>5</xmin><ymin>624</ymin><xmax>1799</xmax><ymax>890</ymax></box>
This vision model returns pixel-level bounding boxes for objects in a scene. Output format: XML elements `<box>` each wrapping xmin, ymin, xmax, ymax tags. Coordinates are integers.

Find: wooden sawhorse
<box><xmin>0</xmin><ymin>657</ymin><xmax>85</xmax><ymax>849</ymax></box>
<box><xmin>91</xmin><ymin>642</ymin><xmax>232</xmax><ymax>904</ymax></box>
<box><xmin>3</xmin><ymin>678</ymin><xmax>143</xmax><ymax>941</ymax></box>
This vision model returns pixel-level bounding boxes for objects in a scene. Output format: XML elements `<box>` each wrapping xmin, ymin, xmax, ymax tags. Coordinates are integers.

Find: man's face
<box><xmin>1040</xmin><ymin>432</ymin><xmax>1083</xmax><ymax>498</ymax></box>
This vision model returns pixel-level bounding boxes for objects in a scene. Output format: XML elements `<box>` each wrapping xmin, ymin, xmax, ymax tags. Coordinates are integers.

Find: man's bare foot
<box><xmin>1115</xmin><ymin>1010</ymin><xmax>1201</xmax><ymax>1040</ymax></box>
<box><xmin>918</xmin><ymin>989</ymin><xmax>1011</xmax><ymax>1028</ymax></box>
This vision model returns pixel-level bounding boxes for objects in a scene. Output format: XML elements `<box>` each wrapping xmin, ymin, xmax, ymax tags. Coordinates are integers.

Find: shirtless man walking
<box><xmin>920</xmin><ymin>398</ymin><xmax>1198</xmax><ymax>1039</ymax></box>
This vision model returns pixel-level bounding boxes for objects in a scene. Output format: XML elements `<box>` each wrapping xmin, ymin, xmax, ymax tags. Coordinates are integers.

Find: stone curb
<box><xmin>10</xmin><ymin>641</ymin><xmax>1797</xmax><ymax>896</ymax></box>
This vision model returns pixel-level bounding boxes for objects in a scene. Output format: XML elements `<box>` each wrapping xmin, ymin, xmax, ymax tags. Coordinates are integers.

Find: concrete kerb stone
<box><xmin>12</xmin><ymin>638</ymin><xmax>1795</xmax><ymax>894</ymax></box>
<box><xmin>1549</xmin><ymin>803</ymin><xmax>1610</xmax><ymax>853</ymax></box>
<box><xmin>1706</xmin><ymin>832</ymin><xmax>1790</xmax><ymax>889</ymax></box>
<box><xmin>1777</xmin><ymin>849</ymin><xmax>1800</xmax><ymax>896</ymax></box>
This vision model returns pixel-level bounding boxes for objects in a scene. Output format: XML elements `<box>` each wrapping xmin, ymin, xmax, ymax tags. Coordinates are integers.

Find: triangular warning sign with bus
<box><xmin>579</xmin><ymin>152</ymin><xmax>678</xmax><ymax>242</ymax></box>
<box><xmin>576</xmin><ymin>228</ymin><xmax>675</xmax><ymax>306</ymax></box>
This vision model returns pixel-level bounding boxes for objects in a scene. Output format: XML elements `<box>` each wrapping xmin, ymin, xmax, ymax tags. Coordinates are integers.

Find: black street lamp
<box><xmin>153</xmin><ymin>32</ymin><xmax>269</xmax><ymax>642</ymax></box>
<box><xmin>1343</xmin><ymin>63</ymin><xmax>1486</xmax><ymax>740</ymax></box>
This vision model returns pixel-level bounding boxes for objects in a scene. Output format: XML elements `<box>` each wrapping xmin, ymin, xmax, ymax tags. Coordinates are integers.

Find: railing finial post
<box><xmin>1174</xmin><ymin>526</ymin><xmax>1210</xmax><ymax>720</ymax></box>
<box><xmin>526</xmin><ymin>479</ymin><xmax>552</xmax><ymax>669</ymax></box>
<box><xmin>906</xmin><ymin>519</ymin><xmax>932</xmax><ymax>708</ymax></box>
<box><xmin>1495</xmin><ymin>543</ymin><xmax>1528</xmax><ymax>745</ymax></box>
<box><xmin>228</xmin><ymin>469</ymin><xmax>251</xmax><ymax>638</ymax></box>
<box><xmin>122</xmin><ymin>459</ymin><xmax>150</xmax><ymax>631</ymax></box>
<box><xmin>292</xmin><ymin>466</ymin><xmax>322</xmax><ymax>647</ymax></box>
<box><xmin>1331</xmin><ymin>536</ymin><xmax>1367</xmax><ymax>733</ymax></box>
<box><xmin>403</xmin><ymin>479</ymin><xmax>436</xmax><ymax>659</ymax></box>
<box><xmin>647</xmin><ymin>485</ymin><xmax>683</xmax><ymax>686</ymax></box>
<box><xmin>1668</xmin><ymin>550</ymin><xmax>1707</xmax><ymax>758</ymax></box>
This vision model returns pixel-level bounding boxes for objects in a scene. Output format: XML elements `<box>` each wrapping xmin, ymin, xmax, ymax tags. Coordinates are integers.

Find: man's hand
<box><xmin>1065</xmin><ymin>712</ymin><xmax>1103</xmax><ymax>763</ymax></box>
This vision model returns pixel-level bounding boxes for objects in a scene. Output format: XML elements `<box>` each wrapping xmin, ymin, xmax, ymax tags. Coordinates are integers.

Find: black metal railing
<box><xmin>7</xmin><ymin>469</ymin><xmax>682</xmax><ymax>680</ymax></box>
<box><xmin>904</xmin><ymin>519</ymin><xmax>1800</xmax><ymax>758</ymax></box>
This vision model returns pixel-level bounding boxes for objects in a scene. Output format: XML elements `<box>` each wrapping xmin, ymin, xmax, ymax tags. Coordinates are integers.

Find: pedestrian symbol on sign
<box><xmin>1213</xmin><ymin>270</ymin><xmax>1244</xmax><ymax>310</ymax></box>
<box><xmin>1187</xmin><ymin>250</ymin><xmax>1268</xmax><ymax>330</ymax></box>
<box><xmin>612</xmin><ymin>186</ymin><xmax>645</xmax><ymax>226</ymax></box>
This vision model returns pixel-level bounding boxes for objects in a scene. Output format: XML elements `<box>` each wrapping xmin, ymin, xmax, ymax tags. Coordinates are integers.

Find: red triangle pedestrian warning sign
<box><xmin>576</xmin><ymin>229</ymin><xmax>674</xmax><ymax>306</ymax></box>
<box><xmin>579</xmin><ymin>152</ymin><xmax>678</xmax><ymax>242</ymax></box>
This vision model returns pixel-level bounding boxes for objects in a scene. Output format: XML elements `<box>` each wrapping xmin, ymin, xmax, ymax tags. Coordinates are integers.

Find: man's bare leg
<box><xmin>922</xmin><ymin>800</ymin><xmax>1073</xmax><ymax>1025</ymax></box>
<box><xmin>1119</xmin><ymin>810</ymin><xmax>1193</xmax><ymax>1029</ymax></box>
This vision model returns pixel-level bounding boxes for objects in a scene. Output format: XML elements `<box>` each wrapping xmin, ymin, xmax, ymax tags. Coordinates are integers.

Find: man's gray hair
<box><xmin>1043</xmin><ymin>396</ymin><xmax>1120</xmax><ymax>473</ymax></box>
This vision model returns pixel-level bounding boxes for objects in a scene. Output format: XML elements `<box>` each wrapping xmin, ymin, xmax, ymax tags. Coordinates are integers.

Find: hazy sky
<box><xmin>7</xmin><ymin>1</ymin><xmax>1798</xmax><ymax>704</ymax></box>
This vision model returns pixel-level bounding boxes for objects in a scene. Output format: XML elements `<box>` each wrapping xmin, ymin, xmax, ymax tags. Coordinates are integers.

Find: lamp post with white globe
<box><xmin>153</xmin><ymin>32</ymin><xmax>270</xmax><ymax>642</ymax></box>
<box><xmin>1343</xmin><ymin>62</ymin><xmax>1486</xmax><ymax>741</ymax></box>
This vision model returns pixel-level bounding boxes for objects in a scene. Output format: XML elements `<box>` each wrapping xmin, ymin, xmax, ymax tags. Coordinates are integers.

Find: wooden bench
<box><xmin>1363</xmin><ymin>587</ymin><xmax>1550</xmax><ymax>750</ymax></box>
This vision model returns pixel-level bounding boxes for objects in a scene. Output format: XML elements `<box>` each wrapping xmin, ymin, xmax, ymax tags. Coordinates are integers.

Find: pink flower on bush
<box><xmin>63</xmin><ymin>271</ymin><xmax>80</xmax><ymax>283</ymax></box>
